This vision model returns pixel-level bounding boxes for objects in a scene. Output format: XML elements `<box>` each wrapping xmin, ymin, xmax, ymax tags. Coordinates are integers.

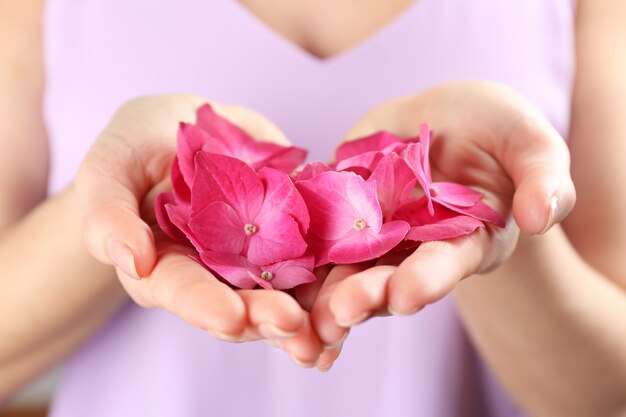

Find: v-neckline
<box><xmin>223</xmin><ymin>0</ymin><xmax>429</xmax><ymax>65</ymax></box>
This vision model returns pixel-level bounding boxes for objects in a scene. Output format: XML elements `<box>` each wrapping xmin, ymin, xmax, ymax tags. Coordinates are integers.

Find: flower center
<box><xmin>429</xmin><ymin>186</ymin><xmax>439</xmax><ymax>197</ymax></box>
<box><xmin>354</xmin><ymin>219</ymin><xmax>367</xmax><ymax>231</ymax></box>
<box><xmin>260</xmin><ymin>271</ymin><xmax>273</xmax><ymax>282</ymax></box>
<box><xmin>244</xmin><ymin>224</ymin><xmax>257</xmax><ymax>235</ymax></box>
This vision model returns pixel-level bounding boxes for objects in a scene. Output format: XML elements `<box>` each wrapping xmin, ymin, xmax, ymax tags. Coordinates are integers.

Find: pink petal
<box><xmin>155</xmin><ymin>192</ymin><xmax>188</xmax><ymax>243</ymax></box>
<box><xmin>368</xmin><ymin>153</ymin><xmax>417</xmax><ymax>221</ymax></box>
<box><xmin>335</xmin><ymin>151</ymin><xmax>385</xmax><ymax>173</ymax></box>
<box><xmin>188</xmin><ymin>201</ymin><xmax>246</xmax><ymax>255</ymax></box>
<box><xmin>405</xmin><ymin>216</ymin><xmax>485</xmax><ymax>242</ymax></box>
<box><xmin>431</xmin><ymin>182</ymin><xmax>483</xmax><ymax>207</ymax></box>
<box><xmin>248</xmin><ymin>209</ymin><xmax>308</xmax><ymax>266</ymax></box>
<box><xmin>196</xmin><ymin>103</ymin><xmax>254</xmax><ymax>150</ymax></box>
<box><xmin>296</xmin><ymin>171</ymin><xmax>383</xmax><ymax>240</ymax></box>
<box><xmin>435</xmin><ymin>199</ymin><xmax>506</xmax><ymax>227</ymax></box>
<box><xmin>191</xmin><ymin>153</ymin><xmax>264</xmax><ymax>221</ymax></box>
<box><xmin>171</xmin><ymin>156</ymin><xmax>190</xmax><ymax>205</ymax></box>
<box><xmin>251</xmin><ymin>146</ymin><xmax>308</xmax><ymax>173</ymax></box>
<box><xmin>177</xmin><ymin>123</ymin><xmax>215</xmax><ymax>188</ymax></box>
<box><xmin>251</xmin><ymin>255</ymin><xmax>316</xmax><ymax>290</ymax></box>
<box><xmin>259</xmin><ymin>167</ymin><xmax>310</xmax><ymax>232</ymax></box>
<box><xmin>196</xmin><ymin>104</ymin><xmax>306</xmax><ymax>172</ymax></box>
<box><xmin>327</xmin><ymin>220</ymin><xmax>410</xmax><ymax>264</ymax></box>
<box><xmin>164</xmin><ymin>201</ymin><xmax>203</xmax><ymax>252</ymax></box>
<box><xmin>294</xmin><ymin>162</ymin><xmax>333</xmax><ymax>181</ymax></box>
<box><xmin>335</xmin><ymin>131</ymin><xmax>403</xmax><ymax>163</ymax></box>
<box><xmin>419</xmin><ymin>124</ymin><xmax>432</xmax><ymax>184</ymax></box>
<box><xmin>403</xmin><ymin>143</ymin><xmax>434</xmax><ymax>215</ymax></box>
<box><xmin>198</xmin><ymin>251</ymin><xmax>258</xmax><ymax>289</ymax></box>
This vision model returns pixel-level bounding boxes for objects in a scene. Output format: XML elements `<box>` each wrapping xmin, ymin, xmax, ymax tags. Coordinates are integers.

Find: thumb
<box><xmin>502</xmin><ymin>114</ymin><xmax>576</xmax><ymax>235</ymax></box>
<box><xmin>76</xmin><ymin>132</ymin><xmax>157</xmax><ymax>278</ymax></box>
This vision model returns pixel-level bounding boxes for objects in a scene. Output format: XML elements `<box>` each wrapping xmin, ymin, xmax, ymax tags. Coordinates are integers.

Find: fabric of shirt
<box><xmin>44</xmin><ymin>1</ymin><xmax>576</xmax><ymax>416</ymax></box>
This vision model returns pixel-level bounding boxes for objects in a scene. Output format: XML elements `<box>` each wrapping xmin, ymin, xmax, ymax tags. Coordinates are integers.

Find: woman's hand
<box><xmin>75</xmin><ymin>94</ymin><xmax>323</xmax><ymax>366</ymax></box>
<box><xmin>306</xmin><ymin>81</ymin><xmax>577</xmax><ymax>366</ymax></box>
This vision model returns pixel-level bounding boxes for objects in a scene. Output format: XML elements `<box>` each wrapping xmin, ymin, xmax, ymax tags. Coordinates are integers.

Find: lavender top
<box><xmin>44</xmin><ymin>0</ymin><xmax>576</xmax><ymax>416</ymax></box>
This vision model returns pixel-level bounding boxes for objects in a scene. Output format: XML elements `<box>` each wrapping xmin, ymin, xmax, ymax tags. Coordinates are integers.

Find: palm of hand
<box><xmin>297</xmin><ymin>82</ymin><xmax>575</xmax><ymax>369</ymax></box>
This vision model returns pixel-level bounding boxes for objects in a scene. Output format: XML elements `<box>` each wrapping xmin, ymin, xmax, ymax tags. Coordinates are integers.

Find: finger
<box><xmin>329</xmin><ymin>265</ymin><xmax>396</xmax><ymax>327</ymax></box>
<box><xmin>293</xmin><ymin>265</ymin><xmax>332</xmax><ymax>311</ymax></box>
<box><xmin>237</xmin><ymin>290</ymin><xmax>304</xmax><ymax>339</ymax></box>
<box><xmin>387</xmin><ymin>235</ymin><xmax>485</xmax><ymax>315</ymax></box>
<box><xmin>119</xmin><ymin>245</ymin><xmax>247</xmax><ymax>339</ymax></box>
<box><xmin>76</xmin><ymin>134</ymin><xmax>156</xmax><ymax>278</ymax></box>
<box><xmin>499</xmin><ymin>109</ymin><xmax>576</xmax><ymax>235</ymax></box>
<box><xmin>310</xmin><ymin>264</ymin><xmax>366</xmax><ymax>347</ymax></box>
<box><xmin>316</xmin><ymin>340</ymin><xmax>346</xmax><ymax>372</ymax></box>
<box><xmin>280</xmin><ymin>315</ymin><xmax>324</xmax><ymax>367</ymax></box>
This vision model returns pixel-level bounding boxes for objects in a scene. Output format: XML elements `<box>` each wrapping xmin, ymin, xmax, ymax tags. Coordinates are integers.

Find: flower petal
<box><xmin>164</xmin><ymin>202</ymin><xmax>203</xmax><ymax>252</ymax></box>
<box><xmin>368</xmin><ymin>153</ymin><xmax>417</xmax><ymax>221</ymax></box>
<box><xmin>171</xmin><ymin>156</ymin><xmax>191</xmax><ymax>205</ymax></box>
<box><xmin>294</xmin><ymin>162</ymin><xmax>333</xmax><ymax>181</ymax></box>
<box><xmin>327</xmin><ymin>220</ymin><xmax>410</xmax><ymax>264</ymax></box>
<box><xmin>335</xmin><ymin>151</ymin><xmax>384</xmax><ymax>174</ymax></box>
<box><xmin>259</xmin><ymin>167</ymin><xmax>310</xmax><ymax>232</ymax></box>
<box><xmin>435</xmin><ymin>199</ymin><xmax>506</xmax><ymax>227</ymax></box>
<box><xmin>335</xmin><ymin>131</ymin><xmax>403</xmax><ymax>163</ymax></box>
<box><xmin>177</xmin><ymin>123</ymin><xmax>215</xmax><ymax>188</ymax></box>
<box><xmin>155</xmin><ymin>192</ymin><xmax>187</xmax><ymax>243</ymax></box>
<box><xmin>432</xmin><ymin>182</ymin><xmax>483</xmax><ymax>207</ymax></box>
<box><xmin>188</xmin><ymin>201</ymin><xmax>246</xmax><ymax>255</ymax></box>
<box><xmin>261</xmin><ymin>254</ymin><xmax>316</xmax><ymax>290</ymax></box>
<box><xmin>405</xmin><ymin>216</ymin><xmax>485</xmax><ymax>242</ymax></box>
<box><xmin>198</xmin><ymin>251</ymin><xmax>258</xmax><ymax>289</ymax></box>
<box><xmin>249</xmin><ymin>210</ymin><xmax>308</xmax><ymax>266</ymax></box>
<box><xmin>251</xmin><ymin>146</ymin><xmax>308</xmax><ymax>173</ymax></box>
<box><xmin>297</xmin><ymin>171</ymin><xmax>382</xmax><ymax>240</ymax></box>
<box><xmin>196</xmin><ymin>103</ymin><xmax>254</xmax><ymax>151</ymax></box>
<box><xmin>191</xmin><ymin>153</ymin><xmax>264</xmax><ymax>221</ymax></box>
<box><xmin>402</xmin><ymin>142</ymin><xmax>434</xmax><ymax>215</ymax></box>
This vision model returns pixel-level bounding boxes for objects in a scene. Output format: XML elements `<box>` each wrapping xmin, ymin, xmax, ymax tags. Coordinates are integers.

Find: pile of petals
<box><xmin>156</xmin><ymin>104</ymin><xmax>505</xmax><ymax>290</ymax></box>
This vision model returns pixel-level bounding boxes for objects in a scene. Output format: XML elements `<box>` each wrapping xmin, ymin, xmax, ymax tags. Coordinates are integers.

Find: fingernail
<box><xmin>539</xmin><ymin>196</ymin><xmax>559</xmax><ymax>235</ymax></box>
<box><xmin>290</xmin><ymin>355</ymin><xmax>317</xmax><ymax>368</ymax></box>
<box><xmin>263</xmin><ymin>339</ymin><xmax>281</xmax><ymax>349</ymax></box>
<box><xmin>109</xmin><ymin>240</ymin><xmax>139</xmax><ymax>279</ymax></box>
<box><xmin>258</xmin><ymin>322</ymin><xmax>297</xmax><ymax>339</ymax></box>
<box><xmin>316</xmin><ymin>362</ymin><xmax>333</xmax><ymax>372</ymax></box>
<box><xmin>387</xmin><ymin>305</ymin><xmax>424</xmax><ymax>316</ymax></box>
<box><xmin>207</xmin><ymin>328</ymin><xmax>240</xmax><ymax>342</ymax></box>
<box><xmin>323</xmin><ymin>331</ymin><xmax>348</xmax><ymax>349</ymax></box>
<box><xmin>336</xmin><ymin>312</ymin><xmax>369</xmax><ymax>328</ymax></box>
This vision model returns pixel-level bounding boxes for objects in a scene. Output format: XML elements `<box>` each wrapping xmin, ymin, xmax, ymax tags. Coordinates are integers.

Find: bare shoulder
<box><xmin>0</xmin><ymin>0</ymin><xmax>48</xmax><ymax>231</ymax></box>
<box><xmin>563</xmin><ymin>0</ymin><xmax>626</xmax><ymax>287</ymax></box>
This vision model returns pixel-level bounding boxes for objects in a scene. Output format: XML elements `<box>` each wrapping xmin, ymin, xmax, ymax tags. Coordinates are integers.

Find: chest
<box><xmin>237</xmin><ymin>0</ymin><xmax>416</xmax><ymax>59</ymax></box>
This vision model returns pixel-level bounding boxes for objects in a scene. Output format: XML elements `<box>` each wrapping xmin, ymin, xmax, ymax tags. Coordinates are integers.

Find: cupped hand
<box><xmin>75</xmin><ymin>94</ymin><xmax>323</xmax><ymax>365</ymax></box>
<box><xmin>306</xmin><ymin>81</ymin><xmax>576</xmax><ymax>368</ymax></box>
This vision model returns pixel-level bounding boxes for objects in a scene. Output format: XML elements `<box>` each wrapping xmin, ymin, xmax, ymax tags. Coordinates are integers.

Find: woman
<box><xmin>0</xmin><ymin>0</ymin><xmax>624</xmax><ymax>416</ymax></box>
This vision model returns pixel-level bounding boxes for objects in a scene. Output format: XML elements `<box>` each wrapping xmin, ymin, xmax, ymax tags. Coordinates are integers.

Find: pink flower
<box><xmin>199</xmin><ymin>252</ymin><xmax>315</xmax><ymax>290</ymax></box>
<box><xmin>333</xmin><ymin>131</ymin><xmax>420</xmax><ymax>177</ymax></box>
<box><xmin>156</xmin><ymin>118</ymin><xmax>314</xmax><ymax>289</ymax></box>
<box><xmin>177</xmin><ymin>104</ymin><xmax>307</xmax><ymax>185</ymax></box>
<box><xmin>402</xmin><ymin>124</ymin><xmax>504</xmax><ymax>227</ymax></box>
<box><xmin>296</xmin><ymin>170</ymin><xmax>410</xmax><ymax>266</ymax></box>
<box><xmin>394</xmin><ymin>197</ymin><xmax>486</xmax><ymax>242</ymax></box>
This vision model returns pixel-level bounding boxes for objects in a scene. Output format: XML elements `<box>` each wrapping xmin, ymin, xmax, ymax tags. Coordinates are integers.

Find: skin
<box><xmin>1</xmin><ymin>1</ymin><xmax>625</xmax><ymax>417</ymax></box>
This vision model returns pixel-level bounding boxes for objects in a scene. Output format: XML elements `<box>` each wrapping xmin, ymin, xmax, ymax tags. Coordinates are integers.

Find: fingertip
<box><xmin>328</xmin><ymin>266</ymin><xmax>394</xmax><ymax>327</ymax></box>
<box><xmin>387</xmin><ymin>243</ymin><xmax>469</xmax><ymax>314</ymax></box>
<box><xmin>239</xmin><ymin>290</ymin><xmax>305</xmax><ymax>335</ymax></box>
<box><xmin>84</xmin><ymin>203</ymin><xmax>157</xmax><ymax>278</ymax></box>
<box><xmin>513</xmin><ymin>177</ymin><xmax>576</xmax><ymax>235</ymax></box>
